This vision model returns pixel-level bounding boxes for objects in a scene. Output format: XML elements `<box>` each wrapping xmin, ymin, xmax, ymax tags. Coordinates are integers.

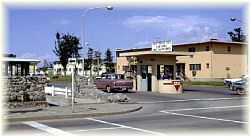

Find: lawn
<box><xmin>183</xmin><ymin>81</ymin><xmax>225</xmax><ymax>86</ymax></box>
<box><xmin>49</xmin><ymin>75</ymin><xmax>72</xmax><ymax>82</ymax></box>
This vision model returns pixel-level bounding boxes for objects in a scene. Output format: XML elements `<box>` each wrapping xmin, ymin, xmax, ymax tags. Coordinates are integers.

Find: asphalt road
<box><xmin>4</xmin><ymin>85</ymin><xmax>248</xmax><ymax>136</ymax></box>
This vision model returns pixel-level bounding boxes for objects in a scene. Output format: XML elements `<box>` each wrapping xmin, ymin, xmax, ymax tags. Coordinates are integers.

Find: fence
<box><xmin>45</xmin><ymin>86</ymin><xmax>72</xmax><ymax>98</ymax></box>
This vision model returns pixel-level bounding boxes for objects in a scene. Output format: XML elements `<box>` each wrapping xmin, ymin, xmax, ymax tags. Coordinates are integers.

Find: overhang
<box><xmin>2</xmin><ymin>57</ymin><xmax>41</xmax><ymax>63</ymax></box>
<box><xmin>119</xmin><ymin>51</ymin><xmax>193</xmax><ymax>57</ymax></box>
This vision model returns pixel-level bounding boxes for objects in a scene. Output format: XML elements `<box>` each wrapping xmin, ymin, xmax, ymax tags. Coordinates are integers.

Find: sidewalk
<box><xmin>6</xmin><ymin>98</ymin><xmax>142</xmax><ymax>123</ymax></box>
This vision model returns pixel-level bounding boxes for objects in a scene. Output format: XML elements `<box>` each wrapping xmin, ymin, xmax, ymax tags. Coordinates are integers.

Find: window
<box><xmin>189</xmin><ymin>64</ymin><xmax>201</xmax><ymax>71</ymax></box>
<box><xmin>206</xmin><ymin>63</ymin><xmax>209</xmax><ymax>69</ymax></box>
<box><xmin>122</xmin><ymin>66</ymin><xmax>129</xmax><ymax>72</ymax></box>
<box><xmin>227</xmin><ymin>46</ymin><xmax>231</xmax><ymax>52</ymax></box>
<box><xmin>69</xmin><ymin>68</ymin><xmax>71</xmax><ymax>72</ymax></box>
<box><xmin>188</xmin><ymin>47</ymin><xmax>195</xmax><ymax>52</ymax></box>
<box><xmin>206</xmin><ymin>46</ymin><xmax>210</xmax><ymax>51</ymax></box>
<box><xmin>157</xmin><ymin>65</ymin><xmax>174</xmax><ymax>80</ymax></box>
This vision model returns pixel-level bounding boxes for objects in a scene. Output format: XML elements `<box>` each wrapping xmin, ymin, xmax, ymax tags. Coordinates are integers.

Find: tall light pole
<box><xmin>82</xmin><ymin>6</ymin><xmax>113</xmax><ymax>76</ymax></box>
<box><xmin>230</xmin><ymin>18</ymin><xmax>247</xmax><ymax>25</ymax></box>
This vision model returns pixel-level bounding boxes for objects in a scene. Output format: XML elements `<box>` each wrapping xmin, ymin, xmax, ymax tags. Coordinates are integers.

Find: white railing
<box><xmin>45</xmin><ymin>86</ymin><xmax>72</xmax><ymax>98</ymax></box>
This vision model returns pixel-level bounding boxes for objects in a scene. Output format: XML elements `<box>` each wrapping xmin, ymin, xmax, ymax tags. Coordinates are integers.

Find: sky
<box><xmin>4</xmin><ymin>4</ymin><xmax>246</xmax><ymax>66</ymax></box>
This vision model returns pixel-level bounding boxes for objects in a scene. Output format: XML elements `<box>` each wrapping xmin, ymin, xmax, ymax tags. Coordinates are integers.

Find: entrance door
<box><xmin>140</xmin><ymin>65</ymin><xmax>148</xmax><ymax>91</ymax></box>
<box><xmin>140</xmin><ymin>65</ymin><xmax>152</xmax><ymax>91</ymax></box>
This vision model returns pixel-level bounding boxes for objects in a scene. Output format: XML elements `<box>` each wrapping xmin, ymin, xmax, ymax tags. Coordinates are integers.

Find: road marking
<box><xmin>86</xmin><ymin>118</ymin><xmax>168</xmax><ymax>136</ymax></box>
<box><xmin>67</xmin><ymin>127</ymin><xmax>124</xmax><ymax>133</ymax></box>
<box><xmin>160</xmin><ymin>111</ymin><xmax>247</xmax><ymax>124</ymax></box>
<box><xmin>23</xmin><ymin>121</ymin><xmax>75</xmax><ymax>136</ymax></box>
<box><xmin>160</xmin><ymin>105</ymin><xmax>247</xmax><ymax>112</ymax></box>
<box><xmin>137</xmin><ymin>97</ymin><xmax>246</xmax><ymax>104</ymax></box>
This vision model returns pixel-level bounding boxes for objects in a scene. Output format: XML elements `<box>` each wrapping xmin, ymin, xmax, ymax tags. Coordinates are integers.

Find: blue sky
<box><xmin>5</xmin><ymin>5</ymin><xmax>246</xmax><ymax>66</ymax></box>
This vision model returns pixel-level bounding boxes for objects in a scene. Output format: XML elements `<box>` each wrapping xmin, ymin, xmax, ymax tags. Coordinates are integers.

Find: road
<box><xmin>4</xmin><ymin>85</ymin><xmax>248</xmax><ymax>136</ymax></box>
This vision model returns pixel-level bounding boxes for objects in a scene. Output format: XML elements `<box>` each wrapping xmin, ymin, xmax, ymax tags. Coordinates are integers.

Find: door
<box><xmin>140</xmin><ymin>65</ymin><xmax>148</xmax><ymax>91</ymax></box>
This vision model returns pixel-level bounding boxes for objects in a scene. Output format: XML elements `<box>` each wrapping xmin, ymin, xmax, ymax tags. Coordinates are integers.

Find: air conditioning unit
<box><xmin>192</xmin><ymin>71</ymin><xmax>196</xmax><ymax>76</ymax></box>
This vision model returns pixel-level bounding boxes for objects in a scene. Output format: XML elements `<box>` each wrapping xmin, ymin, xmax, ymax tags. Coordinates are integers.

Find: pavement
<box><xmin>5</xmin><ymin>98</ymin><xmax>142</xmax><ymax>123</ymax></box>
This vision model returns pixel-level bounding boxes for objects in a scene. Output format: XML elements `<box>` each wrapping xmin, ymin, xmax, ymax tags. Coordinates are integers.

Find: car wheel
<box><xmin>237</xmin><ymin>88</ymin><xmax>245</xmax><ymax>95</ymax></box>
<box><xmin>124</xmin><ymin>88</ymin><xmax>129</xmax><ymax>93</ymax></box>
<box><xmin>106</xmin><ymin>86</ymin><xmax>111</xmax><ymax>93</ymax></box>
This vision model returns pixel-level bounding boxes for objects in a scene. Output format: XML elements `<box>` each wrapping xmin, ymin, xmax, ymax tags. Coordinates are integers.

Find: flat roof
<box><xmin>116</xmin><ymin>40</ymin><xmax>247</xmax><ymax>53</ymax></box>
<box><xmin>2</xmin><ymin>57</ymin><xmax>40</xmax><ymax>63</ymax></box>
<box><xmin>119</xmin><ymin>51</ymin><xmax>193</xmax><ymax>57</ymax></box>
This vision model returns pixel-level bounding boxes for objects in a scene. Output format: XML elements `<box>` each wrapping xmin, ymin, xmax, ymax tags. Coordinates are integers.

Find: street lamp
<box><xmin>82</xmin><ymin>6</ymin><xmax>113</xmax><ymax>76</ymax></box>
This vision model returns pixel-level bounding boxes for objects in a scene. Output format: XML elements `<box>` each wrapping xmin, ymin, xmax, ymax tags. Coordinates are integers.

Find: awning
<box><xmin>2</xmin><ymin>57</ymin><xmax>41</xmax><ymax>63</ymax></box>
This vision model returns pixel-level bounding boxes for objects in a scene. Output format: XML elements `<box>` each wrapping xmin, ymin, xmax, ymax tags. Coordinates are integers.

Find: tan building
<box><xmin>116</xmin><ymin>40</ymin><xmax>247</xmax><ymax>82</ymax></box>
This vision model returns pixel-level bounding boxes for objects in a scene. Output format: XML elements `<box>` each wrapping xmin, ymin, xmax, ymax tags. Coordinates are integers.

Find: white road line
<box><xmin>160</xmin><ymin>111</ymin><xmax>247</xmax><ymax>124</ymax></box>
<box><xmin>86</xmin><ymin>118</ymin><xmax>168</xmax><ymax>136</ymax></box>
<box><xmin>67</xmin><ymin>126</ymin><xmax>124</xmax><ymax>133</ymax></box>
<box><xmin>23</xmin><ymin>121</ymin><xmax>75</xmax><ymax>136</ymax></box>
<box><xmin>160</xmin><ymin>105</ymin><xmax>247</xmax><ymax>112</ymax></box>
<box><xmin>137</xmin><ymin>97</ymin><xmax>246</xmax><ymax>104</ymax></box>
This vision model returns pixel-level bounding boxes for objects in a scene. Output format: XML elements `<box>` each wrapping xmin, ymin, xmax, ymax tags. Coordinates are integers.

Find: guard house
<box><xmin>116</xmin><ymin>41</ymin><xmax>193</xmax><ymax>93</ymax></box>
<box><xmin>3</xmin><ymin>54</ymin><xmax>40</xmax><ymax>76</ymax></box>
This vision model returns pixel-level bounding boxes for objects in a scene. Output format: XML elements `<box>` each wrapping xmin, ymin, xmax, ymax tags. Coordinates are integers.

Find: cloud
<box><xmin>120</xmin><ymin>15</ymin><xmax>224</xmax><ymax>43</ymax></box>
<box><xmin>53</xmin><ymin>19</ymin><xmax>70</xmax><ymax>26</ymax></box>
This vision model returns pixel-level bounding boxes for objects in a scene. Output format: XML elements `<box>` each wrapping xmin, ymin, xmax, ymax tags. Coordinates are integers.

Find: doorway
<box><xmin>140</xmin><ymin>65</ymin><xmax>152</xmax><ymax>91</ymax></box>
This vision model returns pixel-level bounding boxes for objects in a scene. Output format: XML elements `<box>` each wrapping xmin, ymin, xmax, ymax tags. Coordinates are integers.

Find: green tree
<box><xmin>53</xmin><ymin>32</ymin><xmax>81</xmax><ymax>76</ymax></box>
<box><xmin>87</xmin><ymin>47</ymin><xmax>94</xmax><ymax>76</ymax></box>
<box><xmin>104</xmin><ymin>48</ymin><xmax>115</xmax><ymax>73</ymax></box>
<box><xmin>42</xmin><ymin>59</ymin><xmax>48</xmax><ymax>75</ymax></box>
<box><xmin>93</xmin><ymin>50</ymin><xmax>103</xmax><ymax>76</ymax></box>
<box><xmin>227</xmin><ymin>27</ymin><xmax>246</xmax><ymax>42</ymax></box>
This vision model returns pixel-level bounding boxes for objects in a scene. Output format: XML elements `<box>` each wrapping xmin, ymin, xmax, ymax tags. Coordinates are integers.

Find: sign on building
<box><xmin>152</xmin><ymin>40</ymin><xmax>172</xmax><ymax>52</ymax></box>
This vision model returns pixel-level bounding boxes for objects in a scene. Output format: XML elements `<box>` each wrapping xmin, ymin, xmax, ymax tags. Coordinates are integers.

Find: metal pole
<box><xmin>72</xmin><ymin>66</ymin><xmax>74</xmax><ymax>113</ymax></box>
<box><xmin>82</xmin><ymin>6</ymin><xmax>113</xmax><ymax>76</ymax></box>
<box><xmin>97</xmin><ymin>55</ymin><xmax>100</xmax><ymax>76</ymax></box>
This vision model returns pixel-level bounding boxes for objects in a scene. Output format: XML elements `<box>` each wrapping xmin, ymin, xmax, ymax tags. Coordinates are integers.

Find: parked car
<box><xmin>224</xmin><ymin>75</ymin><xmax>247</xmax><ymax>87</ymax></box>
<box><xmin>230</xmin><ymin>79</ymin><xmax>247</xmax><ymax>95</ymax></box>
<box><xmin>94</xmin><ymin>73</ymin><xmax>133</xmax><ymax>93</ymax></box>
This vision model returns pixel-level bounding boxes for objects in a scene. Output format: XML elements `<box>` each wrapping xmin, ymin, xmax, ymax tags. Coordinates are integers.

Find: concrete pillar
<box><xmin>151</xmin><ymin>64</ymin><xmax>159</xmax><ymax>93</ymax></box>
<box><xmin>136</xmin><ymin>65</ymin><xmax>141</xmax><ymax>91</ymax></box>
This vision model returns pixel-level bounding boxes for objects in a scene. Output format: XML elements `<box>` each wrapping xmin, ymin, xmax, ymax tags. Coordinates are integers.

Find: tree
<box><xmin>87</xmin><ymin>47</ymin><xmax>94</xmax><ymax>76</ymax></box>
<box><xmin>42</xmin><ymin>59</ymin><xmax>48</xmax><ymax>75</ymax></box>
<box><xmin>53</xmin><ymin>32</ymin><xmax>81</xmax><ymax>76</ymax></box>
<box><xmin>93</xmin><ymin>50</ymin><xmax>102</xmax><ymax>76</ymax></box>
<box><xmin>104</xmin><ymin>48</ymin><xmax>115</xmax><ymax>73</ymax></box>
<box><xmin>227</xmin><ymin>27</ymin><xmax>246</xmax><ymax>42</ymax></box>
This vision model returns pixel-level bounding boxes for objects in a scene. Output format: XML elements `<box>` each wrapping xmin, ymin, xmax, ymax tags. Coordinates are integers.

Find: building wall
<box><xmin>174</xmin><ymin>42</ymin><xmax>246</xmax><ymax>80</ymax></box>
<box><xmin>174</xmin><ymin>44</ymin><xmax>213</xmax><ymax>79</ymax></box>
<box><xmin>133</xmin><ymin>55</ymin><xmax>176</xmax><ymax>92</ymax></box>
<box><xmin>211</xmin><ymin>43</ymin><xmax>246</xmax><ymax>78</ymax></box>
<box><xmin>116</xmin><ymin>41</ymin><xmax>247</xmax><ymax>81</ymax></box>
<box><xmin>116</xmin><ymin>56</ymin><xmax>129</xmax><ymax>74</ymax></box>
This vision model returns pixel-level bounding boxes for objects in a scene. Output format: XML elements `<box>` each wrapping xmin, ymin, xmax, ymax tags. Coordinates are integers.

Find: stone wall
<box><xmin>4</xmin><ymin>76</ymin><xmax>49</xmax><ymax>102</ymax></box>
<box><xmin>75</xmin><ymin>76</ymin><xmax>130</xmax><ymax>103</ymax></box>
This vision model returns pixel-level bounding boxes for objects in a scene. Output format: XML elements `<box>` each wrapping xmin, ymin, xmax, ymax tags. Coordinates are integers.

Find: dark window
<box><xmin>122</xmin><ymin>66</ymin><xmax>129</xmax><ymax>72</ymax></box>
<box><xmin>206</xmin><ymin>46</ymin><xmax>210</xmax><ymax>51</ymax></box>
<box><xmin>206</xmin><ymin>63</ymin><xmax>209</xmax><ymax>69</ymax></box>
<box><xmin>188</xmin><ymin>47</ymin><xmax>195</xmax><ymax>52</ymax></box>
<box><xmin>189</xmin><ymin>64</ymin><xmax>201</xmax><ymax>71</ymax></box>
<box><xmin>227</xmin><ymin>46</ymin><xmax>231</xmax><ymax>52</ymax></box>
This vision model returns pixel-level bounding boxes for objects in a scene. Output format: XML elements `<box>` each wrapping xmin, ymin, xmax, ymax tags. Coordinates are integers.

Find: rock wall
<box><xmin>4</xmin><ymin>76</ymin><xmax>49</xmax><ymax>102</ymax></box>
<box><xmin>75</xmin><ymin>76</ymin><xmax>130</xmax><ymax>103</ymax></box>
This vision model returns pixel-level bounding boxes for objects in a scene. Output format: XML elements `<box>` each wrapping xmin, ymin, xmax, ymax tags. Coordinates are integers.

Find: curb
<box><xmin>7</xmin><ymin>105</ymin><xmax>143</xmax><ymax>123</ymax></box>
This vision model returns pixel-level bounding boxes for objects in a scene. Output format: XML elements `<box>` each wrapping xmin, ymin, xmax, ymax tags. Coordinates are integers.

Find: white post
<box><xmin>72</xmin><ymin>67</ymin><xmax>75</xmax><ymax>113</ymax></box>
<box><xmin>52</xmin><ymin>86</ymin><xmax>55</xmax><ymax>96</ymax></box>
<box><xmin>65</xmin><ymin>87</ymin><xmax>68</xmax><ymax>98</ymax></box>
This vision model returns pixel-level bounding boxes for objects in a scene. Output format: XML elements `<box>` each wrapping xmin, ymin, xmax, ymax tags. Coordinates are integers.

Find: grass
<box><xmin>49</xmin><ymin>75</ymin><xmax>72</xmax><ymax>82</ymax></box>
<box><xmin>183</xmin><ymin>81</ymin><xmax>225</xmax><ymax>86</ymax></box>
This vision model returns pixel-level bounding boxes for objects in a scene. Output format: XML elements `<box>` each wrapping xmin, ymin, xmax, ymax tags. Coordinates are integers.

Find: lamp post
<box><xmin>82</xmin><ymin>6</ymin><xmax>113</xmax><ymax>76</ymax></box>
<box><xmin>230</xmin><ymin>18</ymin><xmax>247</xmax><ymax>25</ymax></box>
